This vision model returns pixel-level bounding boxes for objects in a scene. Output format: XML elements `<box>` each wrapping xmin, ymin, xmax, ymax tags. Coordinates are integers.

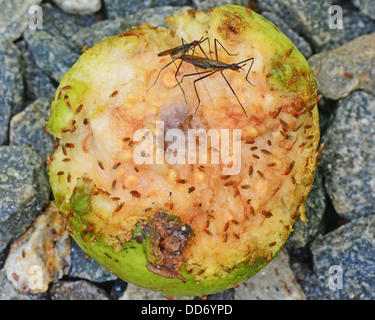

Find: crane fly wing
<box><xmin>157</xmin><ymin>48</ymin><xmax>176</xmax><ymax>57</ymax></box>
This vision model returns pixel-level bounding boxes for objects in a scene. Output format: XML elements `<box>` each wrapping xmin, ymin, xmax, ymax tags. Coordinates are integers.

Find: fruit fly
<box><xmin>148</xmin><ymin>37</ymin><xmax>209</xmax><ymax>98</ymax></box>
<box><xmin>176</xmin><ymin>39</ymin><xmax>254</xmax><ymax>117</ymax></box>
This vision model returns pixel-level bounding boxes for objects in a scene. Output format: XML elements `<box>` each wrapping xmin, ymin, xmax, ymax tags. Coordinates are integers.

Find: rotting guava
<box><xmin>47</xmin><ymin>5</ymin><xmax>320</xmax><ymax>296</ymax></box>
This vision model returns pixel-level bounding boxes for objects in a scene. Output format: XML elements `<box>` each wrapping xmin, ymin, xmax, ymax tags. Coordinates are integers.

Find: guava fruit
<box><xmin>47</xmin><ymin>5</ymin><xmax>319</xmax><ymax>296</ymax></box>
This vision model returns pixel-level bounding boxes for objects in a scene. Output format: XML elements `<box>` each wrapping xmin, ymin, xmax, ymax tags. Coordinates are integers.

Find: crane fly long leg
<box><xmin>175</xmin><ymin>69</ymin><xmax>215</xmax><ymax>86</ymax></box>
<box><xmin>148</xmin><ymin>59</ymin><xmax>176</xmax><ymax>91</ymax></box>
<box><xmin>192</xmin><ymin>71</ymin><xmax>217</xmax><ymax>114</ymax></box>
<box><xmin>173</xmin><ymin>59</ymin><xmax>187</xmax><ymax>104</ymax></box>
<box><xmin>214</xmin><ymin>38</ymin><xmax>239</xmax><ymax>61</ymax></box>
<box><xmin>173</xmin><ymin>69</ymin><xmax>217</xmax><ymax>114</ymax></box>
<box><xmin>150</xmin><ymin>37</ymin><xmax>210</xmax><ymax>94</ymax></box>
<box><xmin>242</xmin><ymin>57</ymin><xmax>255</xmax><ymax>86</ymax></box>
<box><xmin>220</xmin><ymin>70</ymin><xmax>248</xmax><ymax>117</ymax></box>
<box><xmin>196</xmin><ymin>37</ymin><xmax>211</xmax><ymax>59</ymax></box>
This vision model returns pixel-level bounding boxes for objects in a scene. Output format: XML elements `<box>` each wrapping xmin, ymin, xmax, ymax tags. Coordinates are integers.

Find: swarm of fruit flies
<box><xmin>149</xmin><ymin>37</ymin><xmax>255</xmax><ymax>117</ymax></box>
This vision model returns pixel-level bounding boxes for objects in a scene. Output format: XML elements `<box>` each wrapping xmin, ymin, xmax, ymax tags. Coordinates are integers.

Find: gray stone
<box><xmin>71</xmin><ymin>18</ymin><xmax>130</xmax><ymax>51</ymax></box>
<box><xmin>321</xmin><ymin>91</ymin><xmax>375</xmax><ymax>219</ymax></box>
<box><xmin>0</xmin><ymin>0</ymin><xmax>42</xmax><ymax>41</ymax></box>
<box><xmin>52</xmin><ymin>0</ymin><xmax>102</xmax><ymax>15</ymax></box>
<box><xmin>317</xmin><ymin>110</ymin><xmax>331</xmax><ymax>135</ymax></box>
<box><xmin>155</xmin><ymin>0</ymin><xmax>192</xmax><ymax>6</ymax></box>
<box><xmin>194</xmin><ymin>0</ymin><xmax>249</xmax><ymax>10</ymax></box>
<box><xmin>23</xmin><ymin>28</ymin><xmax>80</xmax><ymax>83</ymax></box>
<box><xmin>110</xmin><ymin>279</ymin><xmax>128</xmax><ymax>300</ymax></box>
<box><xmin>286</xmin><ymin>167</ymin><xmax>326</xmax><ymax>248</ymax></box>
<box><xmin>196</xmin><ymin>0</ymin><xmax>232</xmax><ymax>11</ymax></box>
<box><xmin>16</xmin><ymin>40</ymin><xmax>56</xmax><ymax>101</ymax></box>
<box><xmin>10</xmin><ymin>97</ymin><xmax>56</xmax><ymax>161</ymax></box>
<box><xmin>323</xmin><ymin>8</ymin><xmax>375</xmax><ymax>51</ymax></box>
<box><xmin>41</xmin><ymin>3</ymin><xmax>96</xmax><ymax>40</ymax></box>
<box><xmin>120</xmin><ymin>283</ymin><xmax>233</xmax><ymax>300</ymax></box>
<box><xmin>353</xmin><ymin>0</ymin><xmax>375</xmax><ymax>20</ymax></box>
<box><xmin>311</xmin><ymin>215</ymin><xmax>375</xmax><ymax>299</ymax></box>
<box><xmin>194</xmin><ymin>288</ymin><xmax>234</xmax><ymax>300</ymax></box>
<box><xmin>129</xmin><ymin>6</ymin><xmax>193</xmax><ymax>28</ymax></box>
<box><xmin>69</xmin><ymin>241</ymin><xmax>118</xmax><ymax>282</ymax></box>
<box><xmin>104</xmin><ymin>0</ymin><xmax>156</xmax><ymax>20</ymax></box>
<box><xmin>287</xmin><ymin>248</ymin><xmax>326</xmax><ymax>300</ymax></box>
<box><xmin>50</xmin><ymin>280</ymin><xmax>110</xmax><ymax>300</ymax></box>
<box><xmin>0</xmin><ymin>39</ymin><xmax>25</xmax><ymax>145</ymax></box>
<box><xmin>261</xmin><ymin>12</ymin><xmax>313</xmax><ymax>59</ymax></box>
<box><xmin>309</xmin><ymin>33</ymin><xmax>375</xmax><ymax>100</ymax></box>
<box><xmin>104</xmin><ymin>0</ymin><xmax>193</xmax><ymax>21</ymax></box>
<box><xmin>0</xmin><ymin>268</ymin><xmax>48</xmax><ymax>300</ymax></box>
<box><xmin>0</xmin><ymin>146</ymin><xmax>50</xmax><ymax>252</ymax></box>
<box><xmin>22</xmin><ymin>3</ymin><xmax>97</xmax><ymax>82</ymax></box>
<box><xmin>4</xmin><ymin>202</ymin><xmax>71</xmax><ymax>294</ymax></box>
<box><xmin>120</xmin><ymin>283</ymin><xmax>192</xmax><ymax>300</ymax></box>
<box><xmin>234</xmin><ymin>249</ymin><xmax>306</xmax><ymax>300</ymax></box>
<box><xmin>257</xmin><ymin>0</ymin><xmax>334</xmax><ymax>51</ymax></box>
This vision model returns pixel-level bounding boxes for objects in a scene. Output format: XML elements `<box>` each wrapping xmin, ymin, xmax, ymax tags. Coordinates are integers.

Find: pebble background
<box><xmin>0</xmin><ymin>0</ymin><xmax>374</xmax><ymax>300</ymax></box>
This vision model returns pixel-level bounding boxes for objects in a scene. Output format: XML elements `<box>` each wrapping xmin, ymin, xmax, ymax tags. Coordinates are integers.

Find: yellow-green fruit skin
<box><xmin>48</xmin><ymin>5</ymin><xmax>318</xmax><ymax>296</ymax></box>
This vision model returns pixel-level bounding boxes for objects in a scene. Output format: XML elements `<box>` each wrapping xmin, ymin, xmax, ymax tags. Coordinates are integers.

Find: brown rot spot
<box><xmin>104</xmin><ymin>252</ymin><xmax>113</xmax><ymax>259</ymax></box>
<box><xmin>227</xmin><ymin>20</ymin><xmax>240</xmax><ymax>34</ymax></box>
<box><xmin>144</xmin><ymin>211</ymin><xmax>193</xmax><ymax>283</ymax></box>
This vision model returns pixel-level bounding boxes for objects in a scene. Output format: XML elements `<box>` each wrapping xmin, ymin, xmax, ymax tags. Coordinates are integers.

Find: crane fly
<box><xmin>176</xmin><ymin>38</ymin><xmax>254</xmax><ymax>117</ymax></box>
<box><xmin>148</xmin><ymin>37</ymin><xmax>209</xmax><ymax>100</ymax></box>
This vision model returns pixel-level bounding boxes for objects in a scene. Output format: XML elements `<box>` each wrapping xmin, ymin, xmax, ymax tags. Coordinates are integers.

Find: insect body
<box><xmin>157</xmin><ymin>38</ymin><xmax>207</xmax><ymax>60</ymax></box>
<box><xmin>148</xmin><ymin>37</ymin><xmax>209</xmax><ymax>95</ymax></box>
<box><xmin>177</xmin><ymin>48</ymin><xmax>254</xmax><ymax>117</ymax></box>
